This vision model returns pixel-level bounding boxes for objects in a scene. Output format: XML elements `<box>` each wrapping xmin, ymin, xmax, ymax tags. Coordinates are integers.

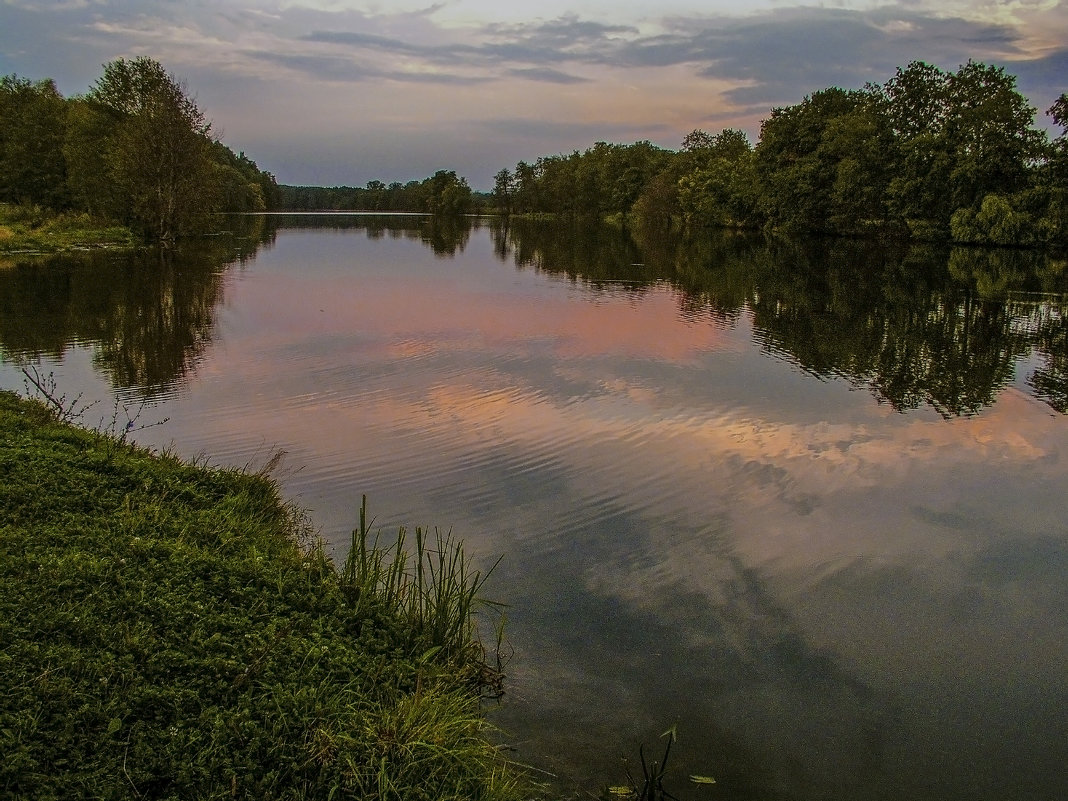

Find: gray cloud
<box><xmin>483</xmin><ymin>14</ymin><xmax>639</xmax><ymax>46</ymax></box>
<box><xmin>292</xmin><ymin>7</ymin><xmax>1051</xmax><ymax>112</ymax></box>
<box><xmin>612</xmin><ymin>8</ymin><xmax>1028</xmax><ymax>107</ymax></box>
<box><xmin>299</xmin><ymin>13</ymin><xmax>639</xmax><ymax>72</ymax></box>
<box><xmin>505</xmin><ymin>66</ymin><xmax>589</xmax><ymax>84</ymax></box>
<box><xmin>244</xmin><ymin>49</ymin><xmax>491</xmax><ymax>86</ymax></box>
<box><xmin>485</xmin><ymin>116</ymin><xmax>674</xmax><ymax>144</ymax></box>
<box><xmin>243</xmin><ymin>51</ymin><xmax>383</xmax><ymax>83</ymax></box>
<box><xmin>303</xmin><ymin>30</ymin><xmax>427</xmax><ymax>55</ymax></box>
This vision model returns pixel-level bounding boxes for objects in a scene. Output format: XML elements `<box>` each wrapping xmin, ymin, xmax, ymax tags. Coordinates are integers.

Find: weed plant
<box><xmin>603</xmin><ymin>727</ymin><xmax>716</xmax><ymax>801</ymax></box>
<box><xmin>0</xmin><ymin>390</ymin><xmax>527</xmax><ymax>800</ymax></box>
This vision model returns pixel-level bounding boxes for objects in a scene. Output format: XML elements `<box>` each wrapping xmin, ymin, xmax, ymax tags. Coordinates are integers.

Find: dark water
<box><xmin>3</xmin><ymin>215</ymin><xmax>1068</xmax><ymax>800</ymax></box>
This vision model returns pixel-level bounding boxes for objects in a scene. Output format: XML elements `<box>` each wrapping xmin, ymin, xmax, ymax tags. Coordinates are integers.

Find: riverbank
<box><xmin>0</xmin><ymin>202</ymin><xmax>137</xmax><ymax>255</ymax></box>
<box><xmin>0</xmin><ymin>388</ymin><xmax>529</xmax><ymax>800</ymax></box>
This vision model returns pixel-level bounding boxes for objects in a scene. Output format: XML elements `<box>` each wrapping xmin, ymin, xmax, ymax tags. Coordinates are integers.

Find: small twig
<box><xmin>19</xmin><ymin>364</ymin><xmax>93</xmax><ymax>423</ymax></box>
<box><xmin>123</xmin><ymin>743</ymin><xmax>143</xmax><ymax>800</ymax></box>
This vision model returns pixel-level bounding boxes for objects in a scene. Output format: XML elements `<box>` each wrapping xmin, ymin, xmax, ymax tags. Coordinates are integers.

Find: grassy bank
<box><xmin>0</xmin><ymin>389</ymin><xmax>527</xmax><ymax>800</ymax></box>
<box><xmin>0</xmin><ymin>202</ymin><xmax>137</xmax><ymax>254</ymax></box>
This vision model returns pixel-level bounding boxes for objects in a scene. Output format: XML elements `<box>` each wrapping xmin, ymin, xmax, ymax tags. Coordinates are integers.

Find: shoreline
<box><xmin>0</xmin><ymin>388</ymin><xmax>530</xmax><ymax>800</ymax></box>
<box><xmin>0</xmin><ymin>203</ymin><xmax>138</xmax><ymax>255</ymax></box>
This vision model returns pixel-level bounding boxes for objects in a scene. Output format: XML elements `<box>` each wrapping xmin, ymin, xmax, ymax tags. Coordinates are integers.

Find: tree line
<box><xmin>277</xmin><ymin>171</ymin><xmax>479</xmax><ymax>216</ymax></box>
<box><xmin>491</xmin><ymin>61</ymin><xmax>1068</xmax><ymax>247</ymax></box>
<box><xmin>0</xmin><ymin>57</ymin><xmax>280</xmax><ymax>243</ymax></box>
<box><xmin>4</xmin><ymin>57</ymin><xmax>1066</xmax><ymax>246</ymax></box>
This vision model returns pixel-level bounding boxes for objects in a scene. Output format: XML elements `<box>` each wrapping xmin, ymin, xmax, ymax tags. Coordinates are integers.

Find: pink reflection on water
<box><xmin>231</xmin><ymin>269</ymin><xmax>737</xmax><ymax>363</ymax></box>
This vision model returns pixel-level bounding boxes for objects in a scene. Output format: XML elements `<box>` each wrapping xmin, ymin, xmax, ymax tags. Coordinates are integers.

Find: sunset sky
<box><xmin>2</xmin><ymin>0</ymin><xmax>1066</xmax><ymax>189</ymax></box>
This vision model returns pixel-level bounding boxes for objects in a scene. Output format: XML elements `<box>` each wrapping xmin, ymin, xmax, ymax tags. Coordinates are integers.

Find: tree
<box><xmin>492</xmin><ymin>168</ymin><xmax>514</xmax><ymax>215</ymax></box>
<box><xmin>513</xmin><ymin>160</ymin><xmax>539</xmax><ymax>214</ymax></box>
<box><xmin>63</xmin><ymin>97</ymin><xmax>119</xmax><ymax>217</ymax></box>
<box><xmin>681</xmin><ymin>129</ymin><xmax>716</xmax><ymax>152</ymax></box>
<box><xmin>206</xmin><ymin>141</ymin><xmax>273</xmax><ymax>213</ymax></box>
<box><xmin>677</xmin><ymin>129</ymin><xmax>757</xmax><ymax>228</ymax></box>
<box><xmin>86</xmin><ymin>57</ymin><xmax>220</xmax><ymax>242</ymax></box>
<box><xmin>943</xmin><ymin>61</ymin><xmax>1045</xmax><ymax>207</ymax></box>
<box><xmin>950</xmin><ymin>192</ymin><xmax>1035</xmax><ymax>245</ymax></box>
<box><xmin>873</xmin><ymin>60</ymin><xmax>1046</xmax><ymax>235</ymax></box>
<box><xmin>754</xmin><ymin>87</ymin><xmax>888</xmax><ymax>232</ymax></box>
<box><xmin>364</xmin><ymin>180</ymin><xmax>386</xmax><ymax>210</ymax></box>
<box><xmin>0</xmin><ymin>75</ymin><xmax>68</xmax><ymax>208</ymax></box>
<box><xmin>420</xmin><ymin>170</ymin><xmax>472</xmax><ymax>216</ymax></box>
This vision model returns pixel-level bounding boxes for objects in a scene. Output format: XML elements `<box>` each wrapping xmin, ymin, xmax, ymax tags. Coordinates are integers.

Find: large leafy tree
<box><xmin>754</xmin><ymin>87</ymin><xmax>892</xmax><ymax>232</ymax></box>
<box><xmin>63</xmin><ymin>97</ymin><xmax>122</xmax><ymax>218</ymax></box>
<box><xmin>874</xmin><ymin>60</ymin><xmax>1045</xmax><ymax>236</ymax></box>
<box><xmin>420</xmin><ymin>169</ymin><xmax>472</xmax><ymax>216</ymax></box>
<box><xmin>676</xmin><ymin>128</ymin><xmax>757</xmax><ymax>228</ymax></box>
<box><xmin>75</xmin><ymin>57</ymin><xmax>220</xmax><ymax>242</ymax></box>
<box><xmin>943</xmin><ymin>61</ymin><xmax>1045</xmax><ymax>206</ymax></box>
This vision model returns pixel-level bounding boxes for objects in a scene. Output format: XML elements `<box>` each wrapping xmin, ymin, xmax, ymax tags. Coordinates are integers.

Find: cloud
<box><xmin>244</xmin><ymin>48</ymin><xmax>492</xmax><ymax>85</ymax></box>
<box><xmin>483</xmin><ymin>14</ymin><xmax>640</xmax><ymax>46</ymax></box>
<box><xmin>484</xmin><ymin>116</ymin><xmax>673</xmax><ymax>144</ymax></box>
<box><xmin>505</xmin><ymin>66</ymin><xmax>589</xmax><ymax>84</ymax></box>
<box><xmin>303</xmin><ymin>29</ymin><xmax>429</xmax><ymax>55</ymax></box>
<box><xmin>612</xmin><ymin>7</ymin><xmax>1031</xmax><ymax>106</ymax></box>
<box><xmin>283</xmin><ymin>5</ymin><xmax>1062</xmax><ymax>116</ymax></box>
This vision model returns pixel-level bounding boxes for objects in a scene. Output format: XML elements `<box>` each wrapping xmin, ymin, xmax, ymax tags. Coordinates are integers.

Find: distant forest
<box><xmin>3</xmin><ymin>57</ymin><xmax>1066</xmax><ymax>246</ymax></box>
<box><xmin>277</xmin><ymin>170</ymin><xmax>478</xmax><ymax>216</ymax></box>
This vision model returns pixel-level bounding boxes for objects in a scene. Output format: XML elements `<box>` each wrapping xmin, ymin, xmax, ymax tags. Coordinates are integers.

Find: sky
<box><xmin>1</xmin><ymin>0</ymin><xmax>1066</xmax><ymax>189</ymax></box>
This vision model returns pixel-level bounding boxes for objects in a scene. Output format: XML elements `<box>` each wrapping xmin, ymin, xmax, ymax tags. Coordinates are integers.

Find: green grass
<box><xmin>0</xmin><ymin>202</ymin><xmax>136</xmax><ymax>254</ymax></box>
<box><xmin>0</xmin><ymin>389</ymin><xmax>528</xmax><ymax>800</ymax></box>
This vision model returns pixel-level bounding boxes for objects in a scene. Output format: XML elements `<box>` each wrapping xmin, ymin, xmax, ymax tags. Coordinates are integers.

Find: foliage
<box><xmin>492</xmin><ymin>141</ymin><xmax>673</xmax><ymax>219</ymax></box>
<box><xmin>675</xmin><ymin>129</ymin><xmax>757</xmax><ymax>229</ymax></box>
<box><xmin>753</xmin><ymin>88</ymin><xmax>895</xmax><ymax>233</ymax></box>
<box><xmin>950</xmin><ymin>193</ymin><xmax>1036</xmax><ymax>246</ymax></box>
<box><xmin>0</xmin><ymin>201</ymin><xmax>135</xmax><ymax>253</ymax></box>
<box><xmin>277</xmin><ymin>170</ymin><xmax>474</xmax><ymax>216</ymax></box>
<box><xmin>485</xmin><ymin>60</ymin><xmax>1065</xmax><ymax>246</ymax></box>
<box><xmin>80</xmin><ymin>58</ymin><xmax>219</xmax><ymax>242</ymax></box>
<box><xmin>0</xmin><ymin>389</ymin><xmax>526</xmax><ymax>800</ymax></box>
<box><xmin>0</xmin><ymin>76</ymin><xmax>68</xmax><ymax>209</ymax></box>
<box><xmin>1</xmin><ymin>59</ymin><xmax>278</xmax><ymax>244</ymax></box>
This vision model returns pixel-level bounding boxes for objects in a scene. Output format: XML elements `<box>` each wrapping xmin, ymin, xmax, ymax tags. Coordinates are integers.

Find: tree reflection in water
<box><xmin>2</xmin><ymin>213</ymin><xmax>1065</xmax><ymax>416</ymax></box>
<box><xmin>492</xmin><ymin>216</ymin><xmax>1068</xmax><ymax>417</ymax></box>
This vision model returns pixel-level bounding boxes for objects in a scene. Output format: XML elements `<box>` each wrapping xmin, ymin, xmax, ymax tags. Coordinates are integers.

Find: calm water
<box><xmin>3</xmin><ymin>215</ymin><xmax>1068</xmax><ymax>800</ymax></box>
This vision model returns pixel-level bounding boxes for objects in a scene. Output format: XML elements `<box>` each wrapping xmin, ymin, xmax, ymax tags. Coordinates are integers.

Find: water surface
<box><xmin>2</xmin><ymin>215</ymin><xmax>1067</xmax><ymax>800</ymax></box>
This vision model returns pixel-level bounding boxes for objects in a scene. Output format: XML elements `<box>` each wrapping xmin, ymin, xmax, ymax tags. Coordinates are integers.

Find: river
<box><xmin>2</xmin><ymin>214</ymin><xmax>1067</xmax><ymax>800</ymax></box>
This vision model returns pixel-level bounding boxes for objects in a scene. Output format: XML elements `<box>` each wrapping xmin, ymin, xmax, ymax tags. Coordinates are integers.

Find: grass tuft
<box><xmin>342</xmin><ymin>496</ymin><xmax>507</xmax><ymax>698</ymax></box>
<box><xmin>0</xmin><ymin>202</ymin><xmax>137</xmax><ymax>253</ymax></box>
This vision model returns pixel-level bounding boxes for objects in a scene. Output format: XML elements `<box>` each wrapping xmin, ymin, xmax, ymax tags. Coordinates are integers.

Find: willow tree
<box><xmin>72</xmin><ymin>57</ymin><xmax>219</xmax><ymax>243</ymax></box>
